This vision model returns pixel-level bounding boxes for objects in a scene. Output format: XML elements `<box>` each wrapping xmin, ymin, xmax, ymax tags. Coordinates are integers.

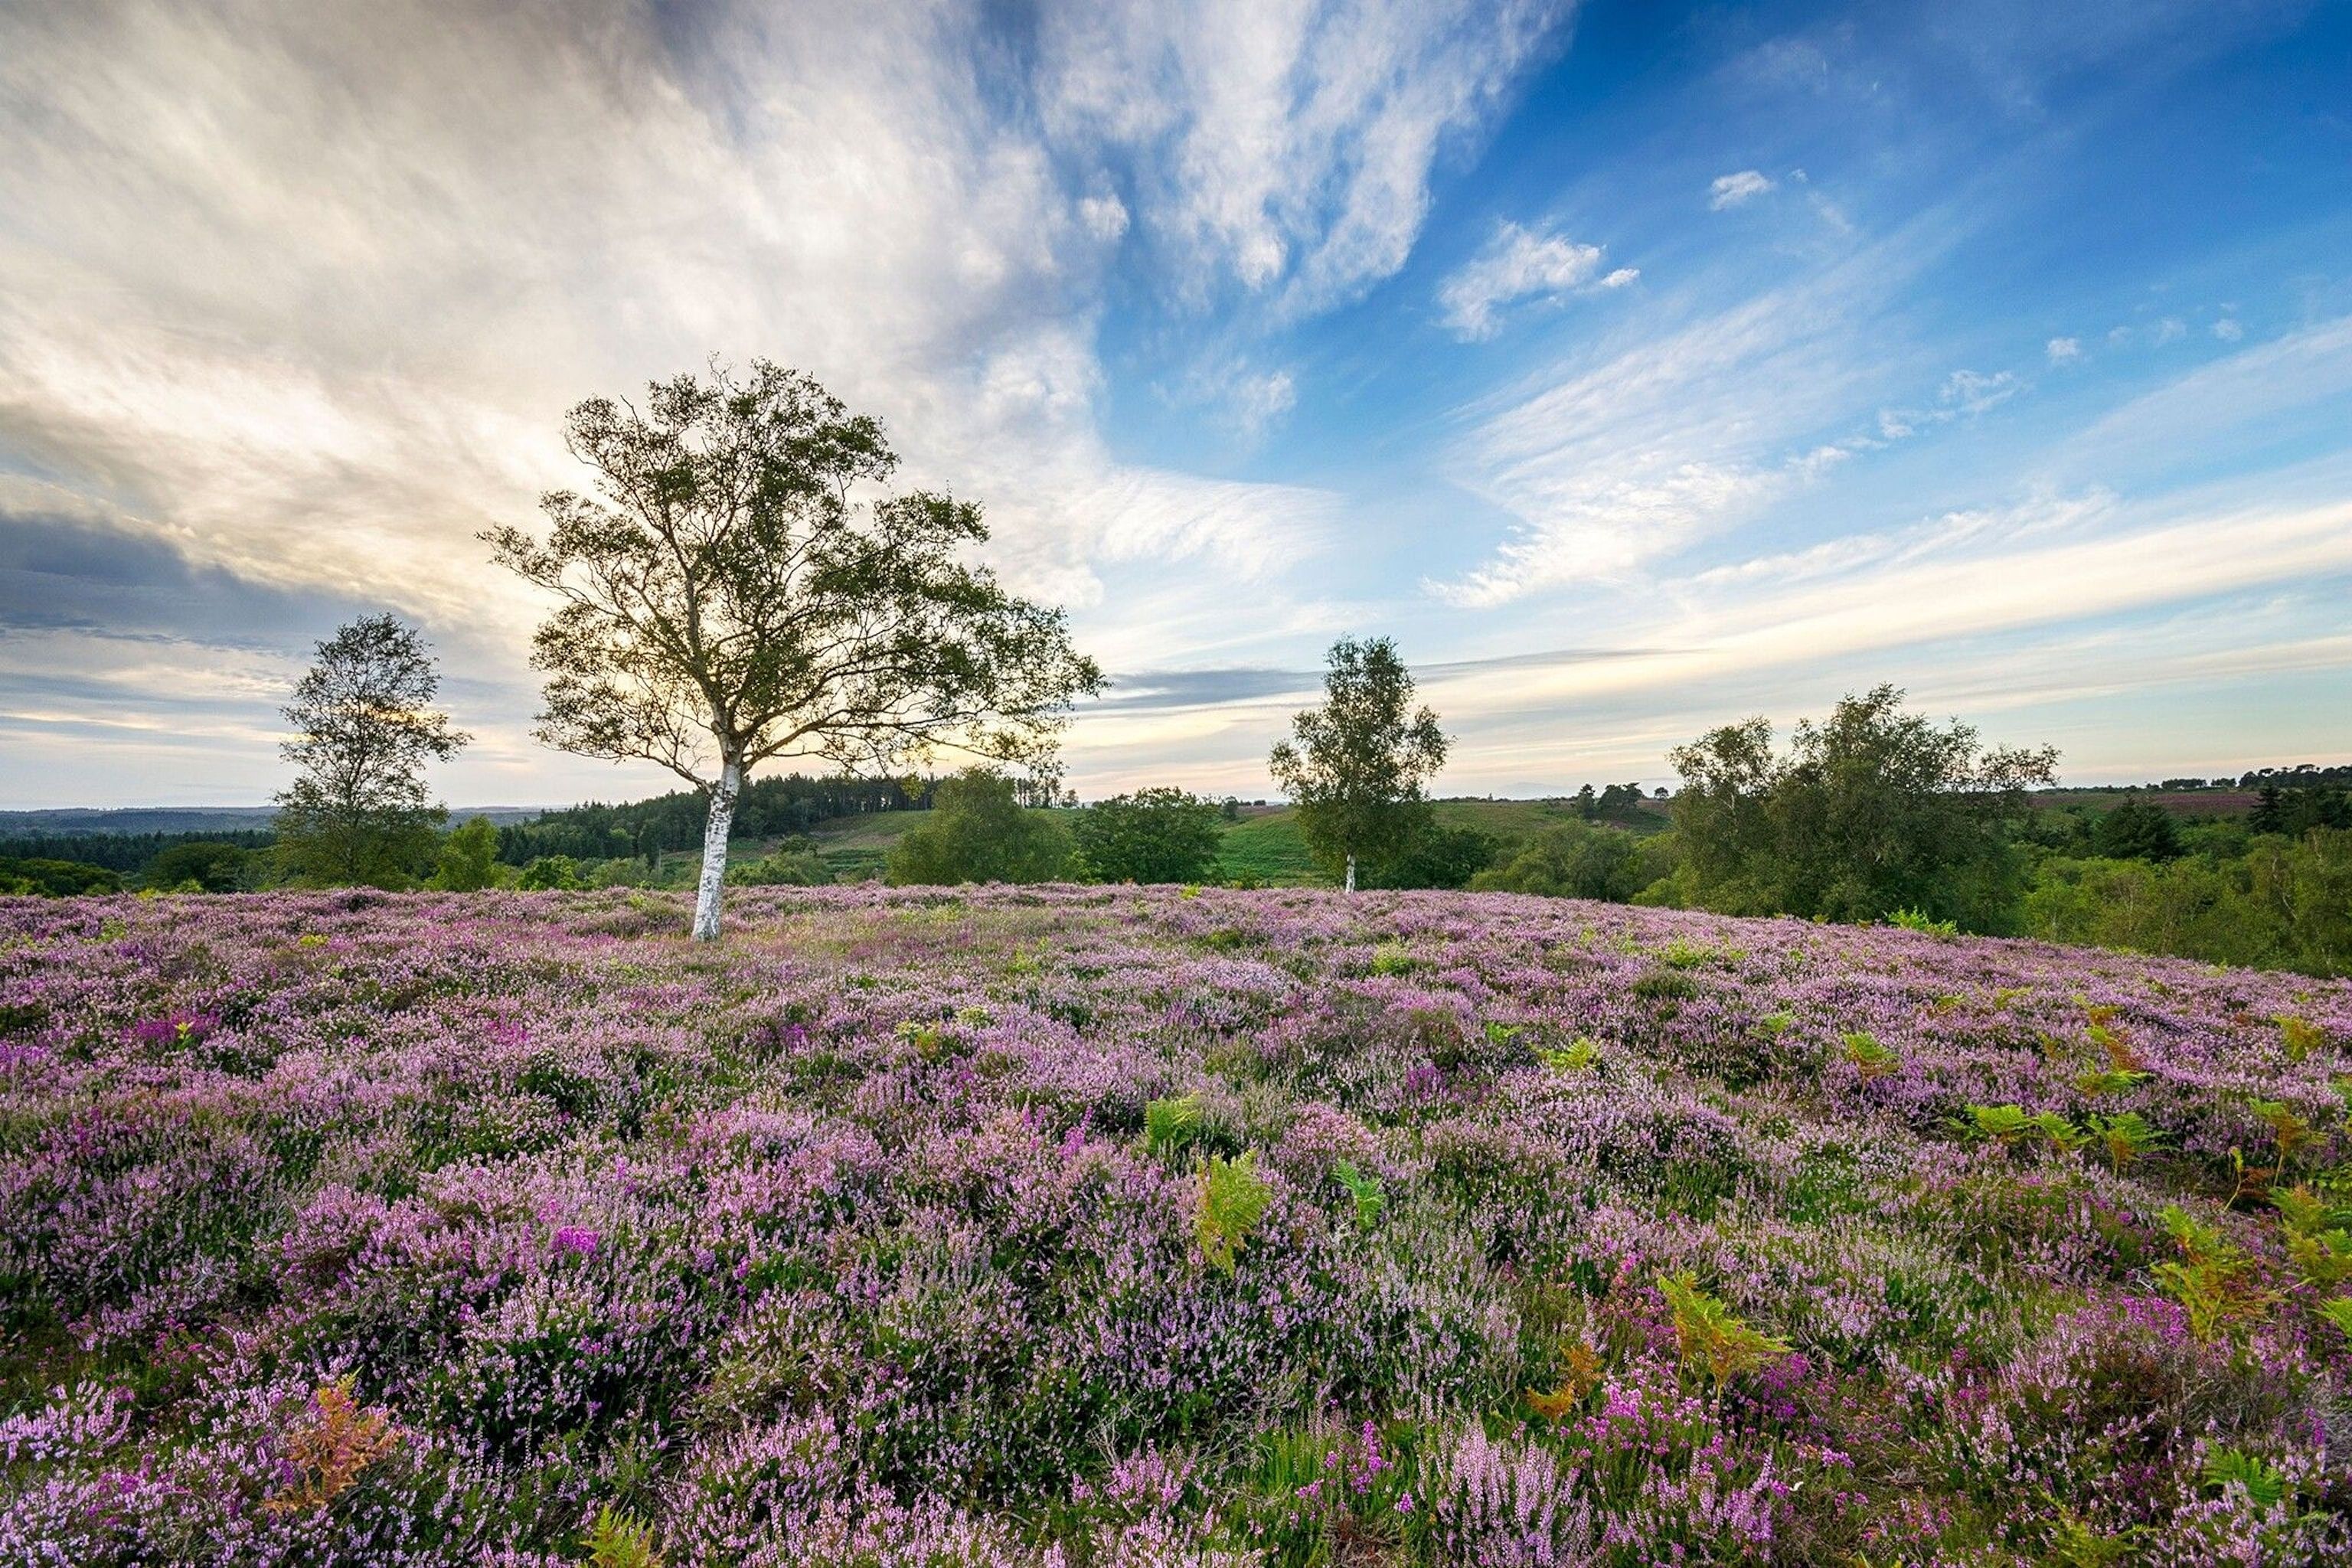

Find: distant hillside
<box><xmin>0</xmin><ymin>805</ymin><xmax>545</xmax><ymax>838</ymax></box>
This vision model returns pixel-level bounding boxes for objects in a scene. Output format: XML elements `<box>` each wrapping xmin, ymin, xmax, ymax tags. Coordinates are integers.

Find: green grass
<box><xmin>1214</xmin><ymin>811</ymin><xmax>1327</xmax><ymax>885</ymax></box>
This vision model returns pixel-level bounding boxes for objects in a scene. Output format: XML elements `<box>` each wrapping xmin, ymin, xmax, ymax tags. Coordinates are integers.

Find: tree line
<box><xmin>8</xmin><ymin>354</ymin><xmax>2342</xmax><ymax>977</ymax></box>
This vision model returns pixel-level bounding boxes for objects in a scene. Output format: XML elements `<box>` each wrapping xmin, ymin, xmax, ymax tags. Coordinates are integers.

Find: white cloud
<box><xmin>2213</xmin><ymin>315</ymin><xmax>2243</xmax><ymax>342</ymax></box>
<box><xmin>1079</xmin><ymin>191</ymin><xmax>1132</xmax><ymax>241</ymax></box>
<box><xmin>1436</xmin><ymin>220</ymin><xmax>1612</xmax><ymax>338</ymax></box>
<box><xmin>2047</xmin><ymin>336</ymin><xmax>2082</xmax><ymax>364</ymax></box>
<box><xmin>2152</xmin><ymin>316</ymin><xmax>2187</xmax><ymax>345</ymax></box>
<box><xmin>0</xmin><ymin>0</ymin><xmax>1461</xmax><ymax>802</ymax></box>
<box><xmin>1941</xmin><ymin>368</ymin><xmax>2020</xmax><ymax>415</ymax></box>
<box><xmin>1033</xmin><ymin>0</ymin><xmax>1571</xmax><ymax>315</ymax></box>
<box><xmin>1708</xmin><ymin>169</ymin><xmax>1775</xmax><ymax>208</ymax></box>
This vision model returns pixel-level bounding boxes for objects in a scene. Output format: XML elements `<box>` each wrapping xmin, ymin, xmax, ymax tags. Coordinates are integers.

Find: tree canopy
<box><xmin>885</xmin><ymin>769</ymin><xmax>1072</xmax><ymax>887</ymax></box>
<box><xmin>1268</xmin><ymin>638</ymin><xmax>1448</xmax><ymax>891</ymax></box>
<box><xmin>273</xmin><ymin>615</ymin><xmax>468</xmax><ymax>888</ymax></box>
<box><xmin>484</xmin><ymin>360</ymin><xmax>1101</xmax><ymax>938</ymax></box>
<box><xmin>1665</xmin><ymin>684</ymin><xmax>2057</xmax><ymax>930</ymax></box>
<box><xmin>1071</xmin><ymin>788</ymin><xmax>1223</xmax><ymax>884</ymax></box>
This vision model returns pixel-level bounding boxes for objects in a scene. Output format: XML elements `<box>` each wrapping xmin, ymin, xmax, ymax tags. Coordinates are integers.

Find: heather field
<box><xmin>5</xmin><ymin>888</ymin><xmax>2352</xmax><ymax>1566</ymax></box>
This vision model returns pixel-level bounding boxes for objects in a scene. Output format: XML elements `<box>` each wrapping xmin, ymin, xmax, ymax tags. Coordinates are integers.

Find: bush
<box><xmin>885</xmin><ymin>769</ymin><xmax>1073</xmax><ymax>886</ymax></box>
<box><xmin>518</xmin><ymin>855</ymin><xmax>585</xmax><ymax>890</ymax></box>
<box><xmin>1072</xmin><ymin>788</ymin><xmax>1223</xmax><ymax>884</ymax></box>
<box><xmin>141</xmin><ymin>841</ymin><xmax>253</xmax><ymax>892</ymax></box>
<box><xmin>726</xmin><ymin>841</ymin><xmax>832</xmax><ymax>887</ymax></box>
<box><xmin>1471</xmin><ymin>820</ymin><xmax>1664</xmax><ymax>901</ymax></box>
<box><xmin>0</xmin><ymin>857</ymin><xmax>122</xmax><ymax>896</ymax></box>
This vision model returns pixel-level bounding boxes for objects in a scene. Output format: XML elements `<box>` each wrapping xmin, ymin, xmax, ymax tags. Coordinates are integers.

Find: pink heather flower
<box><xmin>552</xmin><ymin>1226</ymin><xmax>599</xmax><ymax>1258</ymax></box>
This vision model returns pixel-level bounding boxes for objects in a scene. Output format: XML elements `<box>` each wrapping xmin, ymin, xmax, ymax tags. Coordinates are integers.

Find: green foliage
<box><xmin>1369</xmin><ymin>941</ymin><xmax>1415</xmax><ymax>975</ymax></box>
<box><xmin>583</xmin><ymin>1504</ymin><xmax>662</xmax><ymax>1568</ymax></box>
<box><xmin>1841</xmin><ymin>1031</ymin><xmax>1900</xmax><ymax>1080</ymax></box>
<box><xmin>273</xmin><ymin>614</ymin><xmax>467</xmax><ymax>889</ymax></box>
<box><xmin>0</xmin><ymin>857</ymin><xmax>122</xmax><ymax>897</ymax></box>
<box><xmin>2093</xmin><ymin>796</ymin><xmax>2185</xmax><ymax>861</ymax></box>
<box><xmin>1540</xmin><ymin>1037</ymin><xmax>1600</xmax><ymax>1071</ymax></box>
<box><xmin>1071</xmin><ymin>787</ymin><xmax>1223</xmax><ymax>884</ymax></box>
<box><xmin>1655</xmin><ymin>1271</ymin><xmax>1790</xmax><ymax>1383</ymax></box>
<box><xmin>1667</xmin><ymin>684</ymin><xmax>2056</xmax><ymax>932</ymax></box>
<box><xmin>1194</xmin><ymin>1151</ymin><xmax>1272</xmax><ymax>1274</ymax></box>
<box><xmin>1331</xmin><ymin>1160</ymin><xmax>1386</xmax><ymax>1228</ymax></box>
<box><xmin>1268</xmin><ymin>637</ymin><xmax>1447</xmax><ymax>887</ymax></box>
<box><xmin>518</xmin><ymin>855</ymin><xmax>585</xmax><ymax>891</ymax></box>
<box><xmin>2153</xmin><ymin>1204</ymin><xmax>2275</xmax><ymax>1341</ymax></box>
<box><xmin>141</xmin><ymin>840</ymin><xmax>253</xmax><ymax>893</ymax></box>
<box><xmin>2317</xmin><ymin>1295</ymin><xmax>2352</xmax><ymax>1341</ymax></box>
<box><xmin>2023</xmin><ymin>831</ymin><xmax>2352</xmax><ymax>978</ymax></box>
<box><xmin>885</xmin><ymin>769</ymin><xmax>1073</xmax><ymax>887</ymax></box>
<box><xmin>1367</xmin><ymin>821</ymin><xmax>1498</xmax><ymax>889</ymax></box>
<box><xmin>1144</xmin><ymin>1093</ymin><xmax>1204</xmax><ymax>1156</ymax></box>
<box><xmin>1470</xmin><ymin>818</ymin><xmax>1664</xmax><ymax>901</ymax></box>
<box><xmin>1887</xmin><ymin>906</ymin><xmax>1958</xmax><ymax>936</ymax></box>
<box><xmin>2200</xmin><ymin>1449</ymin><xmax>2288</xmax><ymax>1508</ymax></box>
<box><xmin>429</xmin><ymin>817</ymin><xmax>501</xmax><ymax>892</ymax></box>
<box><xmin>2088</xmin><ymin>1112</ymin><xmax>2164</xmax><ymax>1169</ymax></box>
<box><xmin>1964</xmin><ymin>1104</ymin><xmax>2037</xmax><ymax>1148</ymax></box>
<box><xmin>723</xmin><ymin>839</ymin><xmax>831</xmax><ymax>886</ymax></box>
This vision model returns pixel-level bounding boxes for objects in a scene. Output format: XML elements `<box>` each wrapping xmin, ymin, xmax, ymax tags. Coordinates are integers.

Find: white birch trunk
<box><xmin>691</xmin><ymin>758</ymin><xmax>742</xmax><ymax>942</ymax></box>
<box><xmin>1344</xmin><ymin>853</ymin><xmax>1357</xmax><ymax>893</ymax></box>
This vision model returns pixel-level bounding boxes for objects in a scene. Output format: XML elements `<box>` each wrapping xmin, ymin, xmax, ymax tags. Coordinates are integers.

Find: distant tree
<box><xmin>518</xmin><ymin>855</ymin><xmax>583</xmax><ymax>890</ymax></box>
<box><xmin>0</xmin><ymin>858</ymin><xmax>122</xmax><ymax>897</ymax></box>
<box><xmin>2251</xmin><ymin>784</ymin><xmax>2286</xmax><ymax>835</ymax></box>
<box><xmin>1073</xmin><ymin>788</ymin><xmax>1224</xmax><ymax>884</ymax></box>
<box><xmin>1268</xmin><ymin>637</ymin><xmax>1448</xmax><ymax>892</ymax></box>
<box><xmin>485</xmin><ymin>360</ymin><xmax>1100</xmax><ymax>941</ymax></box>
<box><xmin>1472</xmin><ymin>820</ymin><xmax>1665</xmax><ymax>902</ymax></box>
<box><xmin>1668</xmin><ymin>685</ymin><xmax>2057</xmax><ymax>931</ymax></box>
<box><xmin>142</xmin><ymin>840</ymin><xmax>251</xmax><ymax>892</ymax></box>
<box><xmin>1371</xmin><ymin>822</ymin><xmax>1497</xmax><ymax>890</ymax></box>
<box><xmin>1220</xmin><ymin>796</ymin><xmax>1242</xmax><ymax>822</ymax></box>
<box><xmin>885</xmin><ymin>768</ymin><xmax>1072</xmax><ymax>886</ymax></box>
<box><xmin>2094</xmin><ymin>797</ymin><xmax>2184</xmax><ymax>862</ymax></box>
<box><xmin>274</xmin><ymin>615</ymin><xmax>469</xmax><ymax>889</ymax></box>
<box><xmin>429</xmin><ymin>816</ymin><xmax>502</xmax><ymax>891</ymax></box>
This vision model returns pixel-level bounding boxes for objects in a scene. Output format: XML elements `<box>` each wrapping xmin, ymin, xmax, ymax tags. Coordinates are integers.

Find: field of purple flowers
<box><xmin>4</xmin><ymin>885</ymin><xmax>2351</xmax><ymax>1566</ymax></box>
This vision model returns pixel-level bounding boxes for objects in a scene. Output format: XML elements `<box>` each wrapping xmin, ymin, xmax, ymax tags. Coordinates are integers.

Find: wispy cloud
<box><xmin>1033</xmin><ymin>0</ymin><xmax>1572</xmax><ymax>315</ymax></box>
<box><xmin>1708</xmin><ymin>169</ymin><xmax>1775</xmax><ymax>208</ymax></box>
<box><xmin>1436</xmin><ymin>220</ymin><xmax>1629</xmax><ymax>339</ymax></box>
<box><xmin>2047</xmin><ymin>336</ymin><xmax>2082</xmax><ymax>364</ymax></box>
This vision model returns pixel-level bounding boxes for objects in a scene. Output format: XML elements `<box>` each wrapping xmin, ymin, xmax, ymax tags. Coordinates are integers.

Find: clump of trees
<box><xmin>1660</xmin><ymin>684</ymin><xmax>2057</xmax><ymax>931</ymax></box>
<box><xmin>274</xmin><ymin>615</ymin><xmax>469</xmax><ymax>889</ymax></box>
<box><xmin>485</xmin><ymin>360</ymin><xmax>1099</xmax><ymax>940</ymax></box>
<box><xmin>1071</xmin><ymin>788</ymin><xmax>1223</xmax><ymax>884</ymax></box>
<box><xmin>886</xmin><ymin>769</ymin><xmax>1073</xmax><ymax>886</ymax></box>
<box><xmin>1472</xmin><ymin>818</ymin><xmax>1668</xmax><ymax>902</ymax></box>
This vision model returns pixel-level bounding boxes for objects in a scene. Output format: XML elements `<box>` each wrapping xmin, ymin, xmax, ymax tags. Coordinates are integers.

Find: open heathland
<box><xmin>3</xmin><ymin>887</ymin><xmax>2351</xmax><ymax>1565</ymax></box>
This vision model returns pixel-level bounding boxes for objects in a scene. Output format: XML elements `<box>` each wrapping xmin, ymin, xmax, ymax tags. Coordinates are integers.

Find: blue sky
<box><xmin>2</xmin><ymin>0</ymin><xmax>2348</xmax><ymax>806</ymax></box>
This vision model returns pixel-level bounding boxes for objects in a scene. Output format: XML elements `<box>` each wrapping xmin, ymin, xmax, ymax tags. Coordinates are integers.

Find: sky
<box><xmin>2</xmin><ymin>0</ymin><xmax>2349</xmax><ymax>809</ymax></box>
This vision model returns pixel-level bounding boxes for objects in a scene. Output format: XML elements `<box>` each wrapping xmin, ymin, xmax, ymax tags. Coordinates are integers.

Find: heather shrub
<box><xmin>2</xmin><ymin>884</ymin><xmax>2347</xmax><ymax>1561</ymax></box>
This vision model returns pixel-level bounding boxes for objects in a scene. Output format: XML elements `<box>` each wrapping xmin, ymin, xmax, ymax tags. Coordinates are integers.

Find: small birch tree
<box><xmin>275</xmin><ymin>614</ymin><xmax>469</xmax><ymax>887</ymax></box>
<box><xmin>485</xmin><ymin>360</ymin><xmax>1101</xmax><ymax>940</ymax></box>
<box><xmin>1269</xmin><ymin>637</ymin><xmax>1447</xmax><ymax>892</ymax></box>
